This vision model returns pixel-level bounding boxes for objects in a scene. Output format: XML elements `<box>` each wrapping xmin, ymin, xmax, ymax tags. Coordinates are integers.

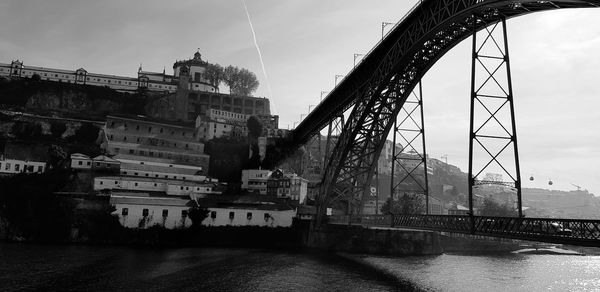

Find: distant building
<box><xmin>104</xmin><ymin>115</ymin><xmax>210</xmax><ymax>170</ymax></box>
<box><xmin>195</xmin><ymin>109</ymin><xmax>285</xmax><ymax>141</ymax></box>
<box><xmin>110</xmin><ymin>194</ymin><xmax>192</xmax><ymax>229</ymax></box>
<box><xmin>199</xmin><ymin>195</ymin><xmax>296</xmax><ymax>227</ymax></box>
<box><xmin>447</xmin><ymin>203</ymin><xmax>469</xmax><ymax>215</ymax></box>
<box><xmin>94</xmin><ymin>176</ymin><xmax>219</xmax><ymax>198</ymax></box>
<box><xmin>241</xmin><ymin>169</ymin><xmax>272</xmax><ymax>195</ymax></box>
<box><xmin>91</xmin><ymin>155</ymin><xmax>120</xmax><ymax>172</ymax></box>
<box><xmin>1</xmin><ymin>52</ymin><xmax>217</xmax><ymax>94</ymax></box>
<box><xmin>70</xmin><ymin>153</ymin><xmax>92</xmax><ymax>170</ymax></box>
<box><xmin>0</xmin><ymin>156</ymin><xmax>46</xmax><ymax>175</ymax></box>
<box><xmin>117</xmin><ymin>157</ymin><xmax>206</xmax><ymax>182</ymax></box>
<box><xmin>428</xmin><ymin>196</ymin><xmax>446</xmax><ymax>215</ymax></box>
<box><xmin>266</xmin><ymin>169</ymin><xmax>308</xmax><ymax>204</ymax></box>
<box><xmin>0</xmin><ymin>144</ymin><xmax>48</xmax><ymax>175</ymax></box>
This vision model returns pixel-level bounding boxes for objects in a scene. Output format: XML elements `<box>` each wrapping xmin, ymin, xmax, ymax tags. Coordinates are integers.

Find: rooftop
<box><xmin>110</xmin><ymin>194</ymin><xmax>191</xmax><ymax>207</ymax></box>
<box><xmin>107</xmin><ymin>114</ymin><xmax>195</xmax><ymax>129</ymax></box>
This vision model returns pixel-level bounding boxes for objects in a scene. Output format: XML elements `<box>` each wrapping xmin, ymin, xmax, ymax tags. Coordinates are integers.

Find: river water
<box><xmin>0</xmin><ymin>243</ymin><xmax>599</xmax><ymax>291</ymax></box>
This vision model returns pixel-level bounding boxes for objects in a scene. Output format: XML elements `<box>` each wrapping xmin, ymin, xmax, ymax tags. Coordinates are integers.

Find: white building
<box><xmin>0</xmin><ymin>156</ymin><xmax>46</xmax><ymax>175</ymax></box>
<box><xmin>202</xmin><ymin>207</ymin><xmax>295</xmax><ymax>228</ymax></box>
<box><xmin>70</xmin><ymin>153</ymin><xmax>92</xmax><ymax>170</ymax></box>
<box><xmin>110</xmin><ymin>194</ymin><xmax>192</xmax><ymax>229</ymax></box>
<box><xmin>1</xmin><ymin>51</ymin><xmax>218</xmax><ymax>94</ymax></box>
<box><xmin>116</xmin><ymin>156</ymin><xmax>207</xmax><ymax>182</ymax></box>
<box><xmin>241</xmin><ymin>169</ymin><xmax>272</xmax><ymax>195</ymax></box>
<box><xmin>92</xmin><ymin>155</ymin><xmax>120</xmax><ymax>171</ymax></box>
<box><xmin>266</xmin><ymin>169</ymin><xmax>309</xmax><ymax>204</ymax></box>
<box><xmin>94</xmin><ymin>176</ymin><xmax>218</xmax><ymax>197</ymax></box>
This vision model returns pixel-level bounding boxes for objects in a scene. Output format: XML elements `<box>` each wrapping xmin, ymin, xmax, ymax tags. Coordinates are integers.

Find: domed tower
<box><xmin>172</xmin><ymin>50</ymin><xmax>217</xmax><ymax>93</ymax></box>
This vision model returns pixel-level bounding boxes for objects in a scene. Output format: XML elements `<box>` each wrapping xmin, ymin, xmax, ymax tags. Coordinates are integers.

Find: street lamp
<box><xmin>335</xmin><ymin>74</ymin><xmax>344</xmax><ymax>87</ymax></box>
<box><xmin>382</xmin><ymin>22</ymin><xmax>395</xmax><ymax>39</ymax></box>
<box><xmin>320</xmin><ymin>91</ymin><xmax>329</xmax><ymax>101</ymax></box>
<box><xmin>354</xmin><ymin>53</ymin><xmax>365</xmax><ymax>67</ymax></box>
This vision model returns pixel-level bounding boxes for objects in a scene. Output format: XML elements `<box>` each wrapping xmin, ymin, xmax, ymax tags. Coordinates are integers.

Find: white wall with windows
<box><xmin>201</xmin><ymin>208</ymin><xmax>295</xmax><ymax>228</ymax></box>
<box><xmin>70</xmin><ymin>153</ymin><xmax>92</xmax><ymax>170</ymax></box>
<box><xmin>110</xmin><ymin>195</ymin><xmax>192</xmax><ymax>229</ymax></box>
<box><xmin>94</xmin><ymin>176</ymin><xmax>216</xmax><ymax>196</ymax></box>
<box><xmin>241</xmin><ymin>169</ymin><xmax>272</xmax><ymax>195</ymax></box>
<box><xmin>0</xmin><ymin>158</ymin><xmax>46</xmax><ymax>175</ymax></box>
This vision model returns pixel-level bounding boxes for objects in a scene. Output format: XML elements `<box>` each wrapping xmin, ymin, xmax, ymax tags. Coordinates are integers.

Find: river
<box><xmin>0</xmin><ymin>243</ymin><xmax>598</xmax><ymax>291</ymax></box>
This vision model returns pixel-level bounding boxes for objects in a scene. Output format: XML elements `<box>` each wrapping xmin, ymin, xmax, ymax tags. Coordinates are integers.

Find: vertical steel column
<box><xmin>502</xmin><ymin>18</ymin><xmax>523</xmax><ymax>218</ymax></box>
<box><xmin>468</xmin><ymin>15</ymin><xmax>477</xmax><ymax>233</ymax></box>
<box><xmin>468</xmin><ymin>16</ymin><xmax>523</xmax><ymax>225</ymax></box>
<box><xmin>418</xmin><ymin>82</ymin><xmax>430</xmax><ymax>215</ymax></box>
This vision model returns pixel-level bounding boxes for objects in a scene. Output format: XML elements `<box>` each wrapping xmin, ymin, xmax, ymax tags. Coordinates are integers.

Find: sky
<box><xmin>0</xmin><ymin>0</ymin><xmax>599</xmax><ymax>195</ymax></box>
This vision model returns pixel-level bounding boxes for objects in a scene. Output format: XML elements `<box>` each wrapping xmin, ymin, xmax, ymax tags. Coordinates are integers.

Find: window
<box><xmin>99</xmin><ymin>181</ymin><xmax>103</xmax><ymax>185</ymax></box>
<box><xmin>86</xmin><ymin>161</ymin><xmax>91</xmax><ymax>166</ymax></box>
<box><xmin>37</xmin><ymin>166</ymin><xmax>43</xmax><ymax>172</ymax></box>
<box><xmin>229</xmin><ymin>212</ymin><xmax>235</xmax><ymax>220</ymax></box>
<box><xmin>4</xmin><ymin>163</ymin><xmax>10</xmax><ymax>170</ymax></box>
<box><xmin>211</xmin><ymin>211</ymin><xmax>217</xmax><ymax>219</ymax></box>
<box><xmin>264</xmin><ymin>213</ymin><xmax>270</xmax><ymax>221</ymax></box>
<box><xmin>142</xmin><ymin>209</ymin><xmax>149</xmax><ymax>217</ymax></box>
<box><xmin>129</xmin><ymin>149</ymin><xmax>134</xmax><ymax>154</ymax></box>
<box><xmin>114</xmin><ymin>181</ymin><xmax>118</xmax><ymax>185</ymax></box>
<box><xmin>162</xmin><ymin>209</ymin><xmax>168</xmax><ymax>217</ymax></box>
<box><xmin>181</xmin><ymin>210</ymin><xmax>188</xmax><ymax>218</ymax></box>
<box><xmin>247</xmin><ymin>212</ymin><xmax>252</xmax><ymax>220</ymax></box>
<box><xmin>122</xmin><ymin>208</ymin><xmax>129</xmax><ymax>216</ymax></box>
<box><xmin>78</xmin><ymin>161</ymin><xmax>83</xmax><ymax>165</ymax></box>
<box><xmin>134</xmin><ymin>182</ymin><xmax>138</xmax><ymax>186</ymax></box>
<box><xmin>14</xmin><ymin>164</ymin><xmax>20</xmax><ymax>172</ymax></box>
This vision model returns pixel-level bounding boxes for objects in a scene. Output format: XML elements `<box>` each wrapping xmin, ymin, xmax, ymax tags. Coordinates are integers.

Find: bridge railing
<box><xmin>329</xmin><ymin>214</ymin><xmax>600</xmax><ymax>246</ymax></box>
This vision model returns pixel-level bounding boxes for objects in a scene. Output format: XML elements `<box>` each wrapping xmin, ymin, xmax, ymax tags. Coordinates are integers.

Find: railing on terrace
<box><xmin>328</xmin><ymin>214</ymin><xmax>600</xmax><ymax>247</ymax></box>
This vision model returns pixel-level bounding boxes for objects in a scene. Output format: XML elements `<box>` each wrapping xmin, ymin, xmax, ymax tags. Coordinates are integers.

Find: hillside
<box><xmin>0</xmin><ymin>77</ymin><xmax>152</xmax><ymax>120</ymax></box>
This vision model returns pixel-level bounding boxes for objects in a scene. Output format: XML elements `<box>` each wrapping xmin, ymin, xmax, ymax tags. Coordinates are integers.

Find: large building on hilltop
<box><xmin>0</xmin><ymin>51</ymin><xmax>218</xmax><ymax>94</ymax></box>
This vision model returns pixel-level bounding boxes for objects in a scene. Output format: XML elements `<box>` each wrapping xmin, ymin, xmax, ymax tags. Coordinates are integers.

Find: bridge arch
<box><xmin>291</xmin><ymin>0</ymin><xmax>600</xmax><ymax>217</ymax></box>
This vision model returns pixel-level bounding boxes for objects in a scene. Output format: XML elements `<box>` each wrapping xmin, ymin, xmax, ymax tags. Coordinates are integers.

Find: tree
<box><xmin>72</xmin><ymin>123</ymin><xmax>99</xmax><ymax>144</ymax></box>
<box><xmin>31</xmin><ymin>73</ymin><xmax>41</xmax><ymax>82</ymax></box>
<box><xmin>187</xmin><ymin>201</ymin><xmax>210</xmax><ymax>228</ymax></box>
<box><xmin>222</xmin><ymin>65</ymin><xmax>260</xmax><ymax>96</ymax></box>
<box><xmin>236</xmin><ymin>68</ymin><xmax>259</xmax><ymax>96</ymax></box>
<box><xmin>205</xmin><ymin>63</ymin><xmax>224</xmax><ymax>88</ymax></box>
<box><xmin>480</xmin><ymin>197</ymin><xmax>517</xmax><ymax>217</ymax></box>
<box><xmin>381</xmin><ymin>193</ymin><xmax>426</xmax><ymax>215</ymax></box>
<box><xmin>11</xmin><ymin>122</ymin><xmax>43</xmax><ymax>140</ymax></box>
<box><xmin>50</xmin><ymin>122</ymin><xmax>67</xmax><ymax>139</ymax></box>
<box><xmin>246</xmin><ymin>116</ymin><xmax>263</xmax><ymax>138</ymax></box>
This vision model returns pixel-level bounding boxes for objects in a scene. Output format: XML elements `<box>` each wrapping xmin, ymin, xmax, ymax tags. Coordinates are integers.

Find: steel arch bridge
<box><xmin>292</xmin><ymin>0</ymin><xmax>600</xmax><ymax>220</ymax></box>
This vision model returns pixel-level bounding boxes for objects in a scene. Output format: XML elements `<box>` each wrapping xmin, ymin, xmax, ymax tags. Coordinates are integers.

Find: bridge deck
<box><xmin>328</xmin><ymin>214</ymin><xmax>600</xmax><ymax>247</ymax></box>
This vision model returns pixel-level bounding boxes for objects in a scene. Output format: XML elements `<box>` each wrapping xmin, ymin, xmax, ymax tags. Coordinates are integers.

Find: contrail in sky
<box><xmin>240</xmin><ymin>0</ymin><xmax>275</xmax><ymax>108</ymax></box>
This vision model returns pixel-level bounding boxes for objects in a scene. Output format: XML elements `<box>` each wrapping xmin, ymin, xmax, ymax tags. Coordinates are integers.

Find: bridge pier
<box><xmin>307</xmin><ymin>224</ymin><xmax>442</xmax><ymax>256</ymax></box>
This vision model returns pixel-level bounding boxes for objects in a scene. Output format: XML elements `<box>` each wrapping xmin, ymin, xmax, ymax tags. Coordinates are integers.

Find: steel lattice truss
<box><xmin>297</xmin><ymin>0</ymin><xmax>600</xmax><ymax>219</ymax></box>
<box><xmin>467</xmin><ymin>17</ymin><xmax>523</xmax><ymax>217</ymax></box>
<box><xmin>390</xmin><ymin>82</ymin><xmax>430</xmax><ymax>212</ymax></box>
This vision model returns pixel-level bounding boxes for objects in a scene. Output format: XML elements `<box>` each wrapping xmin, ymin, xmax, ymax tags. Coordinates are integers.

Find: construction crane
<box><xmin>570</xmin><ymin>183</ymin><xmax>582</xmax><ymax>191</ymax></box>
